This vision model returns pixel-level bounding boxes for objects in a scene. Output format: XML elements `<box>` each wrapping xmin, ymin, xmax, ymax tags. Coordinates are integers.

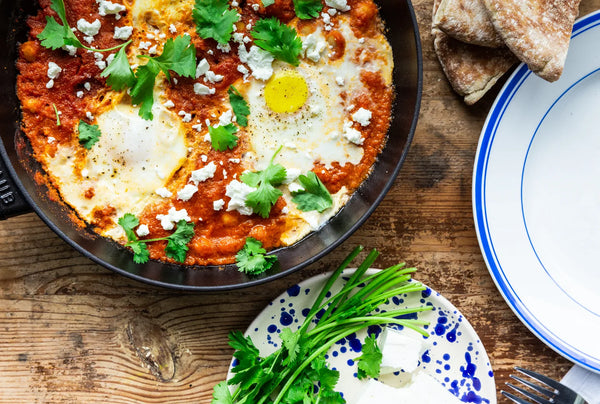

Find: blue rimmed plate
<box><xmin>227</xmin><ymin>269</ymin><xmax>496</xmax><ymax>403</ymax></box>
<box><xmin>473</xmin><ymin>10</ymin><xmax>600</xmax><ymax>374</ymax></box>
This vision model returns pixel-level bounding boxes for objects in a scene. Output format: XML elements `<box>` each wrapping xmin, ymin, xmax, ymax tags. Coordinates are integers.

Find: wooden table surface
<box><xmin>2</xmin><ymin>1</ymin><xmax>597</xmax><ymax>402</ymax></box>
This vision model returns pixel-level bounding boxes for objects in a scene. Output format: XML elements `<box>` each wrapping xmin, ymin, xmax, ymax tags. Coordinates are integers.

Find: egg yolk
<box><xmin>264</xmin><ymin>70</ymin><xmax>309</xmax><ymax>113</ymax></box>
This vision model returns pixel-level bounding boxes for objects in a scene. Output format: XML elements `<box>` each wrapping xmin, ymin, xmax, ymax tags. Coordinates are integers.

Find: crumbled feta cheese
<box><xmin>146</xmin><ymin>33</ymin><xmax>155</xmax><ymax>40</ymax></box>
<box><xmin>46</xmin><ymin>80</ymin><xmax>55</xmax><ymax>89</ymax></box>
<box><xmin>335</xmin><ymin>76</ymin><xmax>345</xmax><ymax>86</ymax></box>
<box><xmin>238</xmin><ymin>44</ymin><xmax>274</xmax><ymax>81</ymax></box>
<box><xmin>302</xmin><ymin>34</ymin><xmax>327</xmax><ymax>63</ymax></box>
<box><xmin>223</xmin><ymin>169</ymin><xmax>228</xmax><ymax>179</ymax></box>
<box><xmin>328</xmin><ymin>8</ymin><xmax>337</xmax><ymax>15</ymax></box>
<box><xmin>325</xmin><ymin>0</ymin><xmax>350</xmax><ymax>11</ymax></box>
<box><xmin>164</xmin><ymin>100</ymin><xmax>175</xmax><ymax>108</ymax></box>
<box><xmin>237</xmin><ymin>64</ymin><xmax>250</xmax><ymax>77</ymax></box>
<box><xmin>106</xmin><ymin>53</ymin><xmax>115</xmax><ymax>65</ymax></box>
<box><xmin>213</xmin><ymin>199</ymin><xmax>225</xmax><ymax>211</ymax></box>
<box><xmin>47</xmin><ymin>62</ymin><xmax>62</xmax><ymax>80</ymax></box>
<box><xmin>177</xmin><ymin>184</ymin><xmax>198</xmax><ymax>201</ymax></box>
<box><xmin>282</xmin><ymin>206</ymin><xmax>289</xmax><ymax>214</ymax></box>
<box><xmin>148</xmin><ymin>45</ymin><xmax>158</xmax><ymax>54</ymax></box>
<box><xmin>343</xmin><ymin>122</ymin><xmax>363</xmax><ymax>145</ymax></box>
<box><xmin>138</xmin><ymin>41</ymin><xmax>151</xmax><ymax>50</ymax></box>
<box><xmin>63</xmin><ymin>45</ymin><xmax>78</xmax><ymax>56</ymax></box>
<box><xmin>178</xmin><ymin>110</ymin><xmax>192</xmax><ymax>122</ymax></box>
<box><xmin>47</xmin><ymin>136</ymin><xmax>56</xmax><ymax>144</ymax></box>
<box><xmin>155</xmin><ymin>187</ymin><xmax>173</xmax><ymax>198</ymax></box>
<box><xmin>358</xmin><ymin>37</ymin><xmax>365</xmax><ymax>44</ymax></box>
<box><xmin>84</xmin><ymin>82</ymin><xmax>91</xmax><ymax>91</ymax></box>
<box><xmin>76</xmin><ymin>91</ymin><xmax>84</xmax><ymax>98</ymax></box>
<box><xmin>205</xmin><ymin>70</ymin><xmax>224</xmax><ymax>83</ymax></box>
<box><xmin>321</xmin><ymin>12</ymin><xmax>331</xmax><ymax>24</ymax></box>
<box><xmin>218</xmin><ymin>110</ymin><xmax>233</xmax><ymax>127</ymax></box>
<box><xmin>232</xmin><ymin>0</ymin><xmax>239</xmax><ymax>6</ymax></box>
<box><xmin>192</xmin><ymin>123</ymin><xmax>203</xmax><ymax>131</ymax></box>
<box><xmin>246</xmin><ymin>23</ymin><xmax>253</xmax><ymax>30</ymax></box>
<box><xmin>112</xmin><ymin>26</ymin><xmax>132</xmax><ymax>42</ymax></box>
<box><xmin>200</xmin><ymin>155</ymin><xmax>208</xmax><ymax>162</ymax></box>
<box><xmin>195</xmin><ymin>58</ymin><xmax>210</xmax><ymax>78</ymax></box>
<box><xmin>77</xmin><ymin>18</ymin><xmax>101</xmax><ymax>37</ymax></box>
<box><xmin>226</xmin><ymin>180</ymin><xmax>255</xmax><ymax>215</ymax></box>
<box><xmin>169</xmin><ymin>24</ymin><xmax>177</xmax><ymax>33</ymax></box>
<box><xmin>98</xmin><ymin>1</ymin><xmax>126</xmax><ymax>17</ymax></box>
<box><xmin>156</xmin><ymin>207</ymin><xmax>191</xmax><ymax>231</ymax></box>
<box><xmin>95</xmin><ymin>60</ymin><xmax>107</xmax><ymax>70</ymax></box>
<box><xmin>86</xmin><ymin>111</ymin><xmax>94</xmax><ymax>120</ymax></box>
<box><xmin>252</xmin><ymin>3</ymin><xmax>260</xmax><ymax>10</ymax></box>
<box><xmin>232</xmin><ymin>32</ymin><xmax>245</xmax><ymax>44</ymax></box>
<box><xmin>136</xmin><ymin>224</ymin><xmax>150</xmax><ymax>237</ymax></box>
<box><xmin>217</xmin><ymin>42</ymin><xmax>231</xmax><ymax>53</ymax></box>
<box><xmin>190</xmin><ymin>162</ymin><xmax>217</xmax><ymax>184</ymax></box>
<box><xmin>194</xmin><ymin>83</ymin><xmax>215</xmax><ymax>95</ymax></box>
<box><xmin>346</xmin><ymin>104</ymin><xmax>355</xmax><ymax>111</ymax></box>
<box><xmin>352</xmin><ymin>107</ymin><xmax>372</xmax><ymax>126</ymax></box>
<box><xmin>288</xmin><ymin>182</ymin><xmax>304</xmax><ymax>193</ymax></box>
<box><xmin>284</xmin><ymin>168</ymin><xmax>301</xmax><ymax>184</ymax></box>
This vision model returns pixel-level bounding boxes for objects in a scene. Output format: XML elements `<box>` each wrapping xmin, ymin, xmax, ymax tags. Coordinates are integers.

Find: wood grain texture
<box><xmin>1</xmin><ymin>1</ymin><xmax>598</xmax><ymax>402</ymax></box>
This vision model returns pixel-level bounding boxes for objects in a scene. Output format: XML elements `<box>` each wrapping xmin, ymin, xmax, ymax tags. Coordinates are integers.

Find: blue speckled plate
<box><xmin>227</xmin><ymin>269</ymin><xmax>497</xmax><ymax>403</ymax></box>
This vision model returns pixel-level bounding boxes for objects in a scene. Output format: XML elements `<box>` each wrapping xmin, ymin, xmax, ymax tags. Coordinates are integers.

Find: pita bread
<box><xmin>481</xmin><ymin>0</ymin><xmax>581</xmax><ymax>82</ymax></box>
<box><xmin>433</xmin><ymin>28</ymin><xmax>517</xmax><ymax>104</ymax></box>
<box><xmin>433</xmin><ymin>0</ymin><xmax>504</xmax><ymax>48</ymax></box>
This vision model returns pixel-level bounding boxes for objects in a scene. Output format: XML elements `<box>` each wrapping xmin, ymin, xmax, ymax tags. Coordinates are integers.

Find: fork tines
<box><xmin>501</xmin><ymin>366</ymin><xmax>580</xmax><ymax>404</ymax></box>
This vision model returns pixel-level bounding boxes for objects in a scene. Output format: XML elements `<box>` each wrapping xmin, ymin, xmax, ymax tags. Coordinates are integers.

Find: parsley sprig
<box><xmin>251</xmin><ymin>17</ymin><xmax>303</xmax><ymax>66</ymax></box>
<box><xmin>38</xmin><ymin>0</ymin><xmax>129</xmax><ymax>53</ymax></box>
<box><xmin>291</xmin><ymin>171</ymin><xmax>333</xmax><ymax>213</ymax></box>
<box><xmin>118</xmin><ymin>213</ymin><xmax>196</xmax><ymax>264</ymax></box>
<box><xmin>193</xmin><ymin>0</ymin><xmax>239</xmax><ymax>45</ymax></box>
<box><xmin>212</xmin><ymin>247</ymin><xmax>432</xmax><ymax>404</ymax></box>
<box><xmin>235</xmin><ymin>237</ymin><xmax>277</xmax><ymax>274</ymax></box>
<box><xmin>241</xmin><ymin>147</ymin><xmax>287</xmax><ymax>218</ymax></box>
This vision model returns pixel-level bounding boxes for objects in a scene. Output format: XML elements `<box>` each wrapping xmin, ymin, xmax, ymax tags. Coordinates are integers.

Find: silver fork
<box><xmin>502</xmin><ymin>367</ymin><xmax>588</xmax><ymax>404</ymax></box>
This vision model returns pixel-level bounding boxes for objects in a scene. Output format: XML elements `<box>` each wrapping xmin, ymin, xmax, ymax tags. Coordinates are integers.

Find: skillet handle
<box><xmin>0</xmin><ymin>148</ymin><xmax>33</xmax><ymax>220</ymax></box>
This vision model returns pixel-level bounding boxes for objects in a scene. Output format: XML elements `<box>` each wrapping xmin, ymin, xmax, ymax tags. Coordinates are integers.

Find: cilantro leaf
<box><xmin>101</xmin><ymin>45</ymin><xmax>136</xmax><ymax>91</ymax></box>
<box><xmin>241</xmin><ymin>147</ymin><xmax>286</xmax><ymax>218</ymax></box>
<box><xmin>37</xmin><ymin>0</ymin><xmax>83</xmax><ymax>50</ymax></box>
<box><xmin>209</xmin><ymin>124</ymin><xmax>239</xmax><ymax>151</ymax></box>
<box><xmin>262</xmin><ymin>0</ymin><xmax>276</xmax><ymax>6</ymax></box>
<box><xmin>164</xmin><ymin>220</ymin><xmax>196</xmax><ymax>262</ymax></box>
<box><xmin>193</xmin><ymin>0</ymin><xmax>239</xmax><ymax>45</ymax></box>
<box><xmin>291</xmin><ymin>171</ymin><xmax>333</xmax><ymax>213</ymax></box>
<box><xmin>293</xmin><ymin>0</ymin><xmax>323</xmax><ymax>19</ymax></box>
<box><xmin>228</xmin><ymin>86</ymin><xmax>250</xmax><ymax>127</ymax></box>
<box><xmin>130</xmin><ymin>63</ymin><xmax>160</xmax><ymax>120</ymax></box>
<box><xmin>235</xmin><ymin>237</ymin><xmax>278</xmax><ymax>275</ymax></box>
<box><xmin>211</xmin><ymin>381</ymin><xmax>233</xmax><ymax>404</ymax></box>
<box><xmin>131</xmin><ymin>36</ymin><xmax>197</xmax><ymax>120</ymax></box>
<box><xmin>118</xmin><ymin>214</ymin><xmax>195</xmax><ymax>264</ymax></box>
<box><xmin>78</xmin><ymin>120</ymin><xmax>102</xmax><ymax>149</ymax></box>
<box><xmin>251</xmin><ymin>17</ymin><xmax>303</xmax><ymax>66</ymax></box>
<box><xmin>354</xmin><ymin>334</ymin><xmax>382</xmax><ymax>380</ymax></box>
<box><xmin>143</xmin><ymin>36</ymin><xmax>197</xmax><ymax>79</ymax></box>
<box><xmin>280</xmin><ymin>328</ymin><xmax>302</xmax><ymax>365</ymax></box>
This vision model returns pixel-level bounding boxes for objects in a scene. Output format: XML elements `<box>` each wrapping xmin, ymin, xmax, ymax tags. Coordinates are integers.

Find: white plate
<box><xmin>227</xmin><ymin>269</ymin><xmax>496</xmax><ymax>403</ymax></box>
<box><xmin>473</xmin><ymin>10</ymin><xmax>600</xmax><ymax>373</ymax></box>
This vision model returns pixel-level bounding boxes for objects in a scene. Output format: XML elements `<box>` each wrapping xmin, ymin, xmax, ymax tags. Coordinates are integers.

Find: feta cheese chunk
<box><xmin>352</xmin><ymin>108</ymin><xmax>372</xmax><ymax>126</ymax></box>
<box><xmin>302</xmin><ymin>33</ymin><xmax>327</xmax><ymax>63</ymax></box>
<box><xmin>98</xmin><ymin>1</ymin><xmax>126</xmax><ymax>17</ymax></box>
<box><xmin>77</xmin><ymin>19</ymin><xmax>101</xmax><ymax>37</ymax></box>
<box><xmin>156</xmin><ymin>187</ymin><xmax>173</xmax><ymax>198</ymax></box>
<box><xmin>190</xmin><ymin>162</ymin><xmax>217</xmax><ymax>184</ymax></box>
<box><xmin>156</xmin><ymin>207</ymin><xmax>191</xmax><ymax>231</ymax></box>
<box><xmin>47</xmin><ymin>62</ymin><xmax>62</xmax><ymax>80</ymax></box>
<box><xmin>325</xmin><ymin>0</ymin><xmax>350</xmax><ymax>11</ymax></box>
<box><xmin>225</xmin><ymin>180</ymin><xmax>255</xmax><ymax>216</ymax></box>
<box><xmin>238</xmin><ymin>44</ymin><xmax>274</xmax><ymax>81</ymax></box>
<box><xmin>136</xmin><ymin>224</ymin><xmax>150</xmax><ymax>237</ymax></box>
<box><xmin>379</xmin><ymin>327</ymin><xmax>427</xmax><ymax>374</ymax></box>
<box><xmin>177</xmin><ymin>184</ymin><xmax>198</xmax><ymax>201</ymax></box>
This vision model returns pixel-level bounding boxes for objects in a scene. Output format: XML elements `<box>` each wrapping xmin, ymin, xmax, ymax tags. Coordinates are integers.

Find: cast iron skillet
<box><xmin>0</xmin><ymin>0</ymin><xmax>422</xmax><ymax>291</ymax></box>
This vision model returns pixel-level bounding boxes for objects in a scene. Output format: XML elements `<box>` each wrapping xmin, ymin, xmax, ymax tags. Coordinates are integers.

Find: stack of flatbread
<box><xmin>432</xmin><ymin>0</ymin><xmax>582</xmax><ymax>104</ymax></box>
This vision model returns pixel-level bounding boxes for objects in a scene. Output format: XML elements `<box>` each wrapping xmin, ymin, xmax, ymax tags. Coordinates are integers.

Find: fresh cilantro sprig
<box><xmin>291</xmin><ymin>171</ymin><xmax>333</xmax><ymax>212</ymax></box>
<box><xmin>118</xmin><ymin>213</ymin><xmax>196</xmax><ymax>264</ymax></box>
<box><xmin>100</xmin><ymin>45</ymin><xmax>136</xmax><ymax>91</ymax></box>
<box><xmin>228</xmin><ymin>86</ymin><xmax>250</xmax><ymax>127</ymax></box>
<box><xmin>241</xmin><ymin>146</ymin><xmax>287</xmax><ymax>218</ymax></box>
<box><xmin>130</xmin><ymin>35</ymin><xmax>197</xmax><ymax>120</ymax></box>
<box><xmin>209</xmin><ymin>124</ymin><xmax>239</xmax><ymax>151</ymax></box>
<box><xmin>78</xmin><ymin>120</ymin><xmax>101</xmax><ymax>149</ymax></box>
<box><xmin>355</xmin><ymin>334</ymin><xmax>382</xmax><ymax>380</ymax></box>
<box><xmin>251</xmin><ymin>17</ymin><xmax>303</xmax><ymax>66</ymax></box>
<box><xmin>235</xmin><ymin>237</ymin><xmax>277</xmax><ymax>274</ymax></box>
<box><xmin>38</xmin><ymin>0</ymin><xmax>129</xmax><ymax>53</ymax></box>
<box><xmin>193</xmin><ymin>0</ymin><xmax>239</xmax><ymax>45</ymax></box>
<box><xmin>293</xmin><ymin>0</ymin><xmax>323</xmax><ymax>19</ymax></box>
<box><xmin>212</xmin><ymin>247</ymin><xmax>433</xmax><ymax>404</ymax></box>
<box><xmin>262</xmin><ymin>0</ymin><xmax>275</xmax><ymax>6</ymax></box>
